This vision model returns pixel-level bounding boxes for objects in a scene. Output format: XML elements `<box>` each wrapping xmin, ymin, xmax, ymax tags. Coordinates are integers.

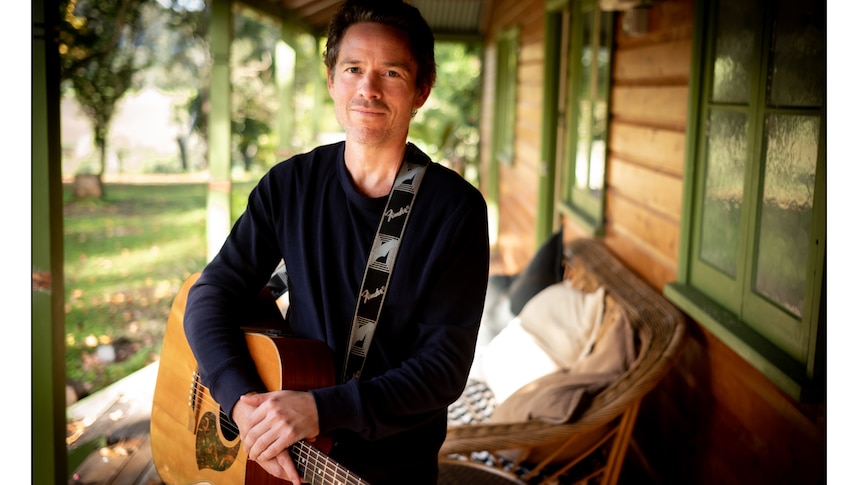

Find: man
<box><xmin>183</xmin><ymin>1</ymin><xmax>490</xmax><ymax>483</ymax></box>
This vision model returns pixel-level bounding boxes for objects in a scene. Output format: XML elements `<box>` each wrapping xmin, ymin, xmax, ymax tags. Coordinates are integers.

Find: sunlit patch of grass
<box><xmin>64</xmin><ymin>182</ymin><xmax>210</xmax><ymax>397</ymax></box>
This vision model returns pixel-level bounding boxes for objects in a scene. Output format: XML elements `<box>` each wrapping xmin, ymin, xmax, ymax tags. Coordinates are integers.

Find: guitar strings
<box><xmin>291</xmin><ymin>443</ymin><xmax>367</xmax><ymax>485</ymax></box>
<box><xmin>190</xmin><ymin>387</ymin><xmax>241</xmax><ymax>435</ymax></box>
<box><xmin>188</xmin><ymin>381</ymin><xmax>368</xmax><ymax>485</ymax></box>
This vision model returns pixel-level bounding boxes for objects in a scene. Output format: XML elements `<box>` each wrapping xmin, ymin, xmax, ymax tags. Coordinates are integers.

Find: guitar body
<box><xmin>151</xmin><ymin>273</ymin><xmax>342</xmax><ymax>485</ymax></box>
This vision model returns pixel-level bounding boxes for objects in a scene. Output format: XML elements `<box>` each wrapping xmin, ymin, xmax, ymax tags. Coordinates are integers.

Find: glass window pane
<box><xmin>574</xmin><ymin>8</ymin><xmax>596</xmax><ymax>192</ymax></box>
<box><xmin>579</xmin><ymin>8</ymin><xmax>594</xmax><ymax>100</ymax></box>
<box><xmin>575</xmin><ymin>100</ymin><xmax>591</xmax><ymax>190</ymax></box>
<box><xmin>587</xmin><ymin>13</ymin><xmax>611</xmax><ymax>195</ymax></box>
<box><xmin>754</xmin><ymin>114</ymin><xmax>819</xmax><ymax>317</ymax></box>
<box><xmin>594</xmin><ymin>11</ymin><xmax>612</xmax><ymax>102</ymax></box>
<box><xmin>589</xmin><ymin>100</ymin><xmax>606</xmax><ymax>194</ymax></box>
<box><xmin>769</xmin><ymin>0</ymin><xmax>825</xmax><ymax>108</ymax></box>
<box><xmin>711</xmin><ymin>0</ymin><xmax>756</xmax><ymax>104</ymax></box>
<box><xmin>700</xmin><ymin>109</ymin><xmax>748</xmax><ymax>276</ymax></box>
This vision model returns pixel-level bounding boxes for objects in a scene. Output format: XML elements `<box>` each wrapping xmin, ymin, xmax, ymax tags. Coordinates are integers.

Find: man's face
<box><xmin>327</xmin><ymin>22</ymin><xmax>430</xmax><ymax>148</ymax></box>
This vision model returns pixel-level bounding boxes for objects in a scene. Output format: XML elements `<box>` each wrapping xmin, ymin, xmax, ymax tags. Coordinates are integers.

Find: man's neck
<box><xmin>343</xmin><ymin>141</ymin><xmax>407</xmax><ymax>198</ymax></box>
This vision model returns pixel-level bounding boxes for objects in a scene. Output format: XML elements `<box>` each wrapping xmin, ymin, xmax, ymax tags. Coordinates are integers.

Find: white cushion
<box><xmin>518</xmin><ymin>281</ymin><xmax>605</xmax><ymax>368</ymax></box>
<box><xmin>471</xmin><ymin>317</ymin><xmax>562</xmax><ymax>403</ymax></box>
<box><xmin>469</xmin><ymin>281</ymin><xmax>607</xmax><ymax>405</ymax></box>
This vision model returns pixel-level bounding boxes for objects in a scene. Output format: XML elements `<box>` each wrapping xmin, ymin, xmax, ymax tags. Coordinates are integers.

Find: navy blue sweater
<box><xmin>184</xmin><ymin>142</ymin><xmax>490</xmax><ymax>483</ymax></box>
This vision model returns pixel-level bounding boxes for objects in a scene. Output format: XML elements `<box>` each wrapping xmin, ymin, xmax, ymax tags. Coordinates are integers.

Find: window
<box><xmin>665</xmin><ymin>0</ymin><xmax>825</xmax><ymax>401</ymax></box>
<box><xmin>545</xmin><ymin>0</ymin><xmax>613</xmax><ymax>233</ymax></box>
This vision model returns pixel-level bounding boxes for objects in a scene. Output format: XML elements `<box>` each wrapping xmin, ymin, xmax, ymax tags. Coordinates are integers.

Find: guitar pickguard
<box><xmin>195</xmin><ymin>411</ymin><xmax>241</xmax><ymax>471</ymax></box>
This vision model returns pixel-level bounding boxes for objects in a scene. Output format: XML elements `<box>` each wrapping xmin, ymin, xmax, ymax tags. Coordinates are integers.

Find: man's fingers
<box><xmin>252</xmin><ymin>456</ymin><xmax>293</xmax><ymax>483</ymax></box>
<box><xmin>276</xmin><ymin>449</ymin><xmax>303</xmax><ymax>484</ymax></box>
<box><xmin>250</xmin><ymin>450</ymin><xmax>302</xmax><ymax>485</ymax></box>
<box><xmin>251</xmin><ymin>427</ymin><xmax>293</xmax><ymax>462</ymax></box>
<box><xmin>240</xmin><ymin>392</ymin><xmax>264</xmax><ymax>406</ymax></box>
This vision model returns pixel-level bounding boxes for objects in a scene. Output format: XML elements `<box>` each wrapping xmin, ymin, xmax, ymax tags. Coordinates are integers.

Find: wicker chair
<box><xmin>440</xmin><ymin>238</ymin><xmax>687</xmax><ymax>485</ymax></box>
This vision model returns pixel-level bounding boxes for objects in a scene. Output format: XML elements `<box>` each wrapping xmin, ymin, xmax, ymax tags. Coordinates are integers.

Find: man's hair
<box><xmin>324</xmin><ymin>0</ymin><xmax>436</xmax><ymax>91</ymax></box>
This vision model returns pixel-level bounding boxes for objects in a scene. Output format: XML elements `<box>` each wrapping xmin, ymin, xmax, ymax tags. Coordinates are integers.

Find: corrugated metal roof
<box><xmin>410</xmin><ymin>0</ymin><xmax>487</xmax><ymax>36</ymax></box>
<box><xmin>255</xmin><ymin>0</ymin><xmax>491</xmax><ymax>38</ymax></box>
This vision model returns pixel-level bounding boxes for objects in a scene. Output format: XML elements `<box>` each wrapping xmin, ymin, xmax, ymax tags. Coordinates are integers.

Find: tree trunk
<box><xmin>72</xmin><ymin>174</ymin><xmax>103</xmax><ymax>198</ymax></box>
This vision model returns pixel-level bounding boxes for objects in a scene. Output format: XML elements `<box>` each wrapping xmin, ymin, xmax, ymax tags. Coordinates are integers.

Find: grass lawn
<box><xmin>63</xmin><ymin>180</ymin><xmax>255</xmax><ymax>399</ymax></box>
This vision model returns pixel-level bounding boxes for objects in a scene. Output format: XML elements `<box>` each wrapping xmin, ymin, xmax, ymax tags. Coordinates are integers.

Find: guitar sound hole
<box><xmin>220</xmin><ymin>412</ymin><xmax>239</xmax><ymax>441</ymax></box>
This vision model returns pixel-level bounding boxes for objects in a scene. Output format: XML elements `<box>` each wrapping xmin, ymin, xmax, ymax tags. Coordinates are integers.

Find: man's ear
<box><xmin>413</xmin><ymin>84</ymin><xmax>431</xmax><ymax>110</ymax></box>
<box><xmin>326</xmin><ymin>67</ymin><xmax>334</xmax><ymax>94</ymax></box>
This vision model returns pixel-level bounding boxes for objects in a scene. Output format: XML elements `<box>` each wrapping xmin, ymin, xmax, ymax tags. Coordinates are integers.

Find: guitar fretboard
<box><xmin>291</xmin><ymin>440</ymin><xmax>370</xmax><ymax>485</ymax></box>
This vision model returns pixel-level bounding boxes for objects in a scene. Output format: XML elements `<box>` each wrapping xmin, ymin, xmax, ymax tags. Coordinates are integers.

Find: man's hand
<box><xmin>231</xmin><ymin>390</ymin><xmax>320</xmax><ymax>485</ymax></box>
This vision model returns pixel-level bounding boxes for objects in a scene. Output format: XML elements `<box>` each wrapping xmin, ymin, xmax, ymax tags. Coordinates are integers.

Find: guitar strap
<box><xmin>342</xmin><ymin>144</ymin><xmax>429</xmax><ymax>382</ymax></box>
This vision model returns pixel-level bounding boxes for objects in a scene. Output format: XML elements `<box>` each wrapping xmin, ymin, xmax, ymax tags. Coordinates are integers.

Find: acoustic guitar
<box><xmin>151</xmin><ymin>273</ymin><xmax>370</xmax><ymax>484</ymax></box>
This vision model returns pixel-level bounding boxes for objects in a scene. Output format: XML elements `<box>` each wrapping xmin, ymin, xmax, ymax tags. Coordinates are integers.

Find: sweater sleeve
<box><xmin>183</xmin><ymin>173</ymin><xmax>285</xmax><ymax>419</ymax></box>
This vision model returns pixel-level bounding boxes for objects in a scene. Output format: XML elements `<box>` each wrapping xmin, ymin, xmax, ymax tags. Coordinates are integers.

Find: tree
<box><xmin>145</xmin><ymin>2</ymin><xmax>286</xmax><ymax>175</ymax></box>
<box><xmin>145</xmin><ymin>0</ymin><xmax>210</xmax><ymax>172</ymax></box>
<box><xmin>59</xmin><ymin>0</ymin><xmax>155</xmax><ymax>196</ymax></box>
<box><xmin>410</xmin><ymin>42</ymin><xmax>482</xmax><ymax>185</ymax></box>
<box><xmin>229</xmin><ymin>6</ymin><xmax>280</xmax><ymax>174</ymax></box>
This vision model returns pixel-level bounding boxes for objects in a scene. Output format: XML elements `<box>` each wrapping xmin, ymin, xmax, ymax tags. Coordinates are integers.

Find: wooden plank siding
<box><xmin>481</xmin><ymin>0</ymin><xmax>825</xmax><ymax>483</ymax></box>
<box><xmin>481</xmin><ymin>0</ymin><xmax>547</xmax><ymax>274</ymax></box>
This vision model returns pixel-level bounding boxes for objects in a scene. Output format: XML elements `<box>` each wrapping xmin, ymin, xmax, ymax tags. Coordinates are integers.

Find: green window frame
<box><xmin>665</xmin><ymin>0</ymin><xmax>825</xmax><ymax>401</ymax></box>
<box><xmin>493</xmin><ymin>27</ymin><xmax>519</xmax><ymax>166</ymax></box>
<box><xmin>543</xmin><ymin>0</ymin><xmax>613</xmax><ymax>235</ymax></box>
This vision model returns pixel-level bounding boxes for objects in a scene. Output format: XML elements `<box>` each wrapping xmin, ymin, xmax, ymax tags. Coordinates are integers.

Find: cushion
<box><xmin>471</xmin><ymin>281</ymin><xmax>606</xmax><ymax>411</ymax></box>
<box><xmin>507</xmin><ymin>230</ymin><xmax>564</xmax><ymax>316</ymax></box>
<box><xmin>518</xmin><ymin>281</ymin><xmax>605</xmax><ymax>368</ymax></box>
<box><xmin>470</xmin><ymin>317</ymin><xmax>562</xmax><ymax>404</ymax></box>
<box><xmin>490</xmin><ymin>311</ymin><xmax>636</xmax><ymax>424</ymax></box>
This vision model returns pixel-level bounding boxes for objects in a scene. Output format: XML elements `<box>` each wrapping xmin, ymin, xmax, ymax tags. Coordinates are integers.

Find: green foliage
<box><xmin>59</xmin><ymin>0</ymin><xmax>156</xmax><ymax>177</ymax></box>
<box><xmin>231</xmin><ymin>180</ymin><xmax>258</xmax><ymax>222</ymax></box>
<box><xmin>146</xmin><ymin>2</ymin><xmax>306</xmax><ymax>172</ymax></box>
<box><xmin>63</xmin><ymin>182</ymin><xmax>208</xmax><ymax>397</ymax></box>
<box><xmin>410</xmin><ymin>41</ymin><xmax>482</xmax><ymax>185</ymax></box>
<box><xmin>142</xmin><ymin>0</ymin><xmax>210</xmax><ymax>167</ymax></box>
<box><xmin>58</xmin><ymin>1</ymin><xmax>483</xmax><ymax>184</ymax></box>
<box><xmin>229</xmin><ymin>7</ymin><xmax>281</xmax><ymax>172</ymax></box>
<box><xmin>145</xmin><ymin>0</ymin><xmax>209</xmax><ymax>90</ymax></box>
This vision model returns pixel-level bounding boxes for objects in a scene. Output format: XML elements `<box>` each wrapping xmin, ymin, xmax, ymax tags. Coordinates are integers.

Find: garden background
<box><xmin>59</xmin><ymin>0</ymin><xmax>482</xmax><ymax>402</ymax></box>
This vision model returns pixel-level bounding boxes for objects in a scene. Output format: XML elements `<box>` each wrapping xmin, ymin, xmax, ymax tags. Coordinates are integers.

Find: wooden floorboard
<box><xmin>111</xmin><ymin>435</ymin><xmax>164</xmax><ymax>485</ymax></box>
<box><xmin>67</xmin><ymin>362</ymin><xmax>165</xmax><ymax>485</ymax></box>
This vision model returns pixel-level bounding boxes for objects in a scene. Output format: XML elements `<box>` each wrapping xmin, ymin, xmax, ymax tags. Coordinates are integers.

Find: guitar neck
<box><xmin>291</xmin><ymin>440</ymin><xmax>370</xmax><ymax>485</ymax></box>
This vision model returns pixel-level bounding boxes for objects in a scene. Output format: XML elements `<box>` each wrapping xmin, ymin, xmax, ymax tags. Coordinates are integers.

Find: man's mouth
<box><xmin>350</xmin><ymin>100</ymin><xmax>389</xmax><ymax>114</ymax></box>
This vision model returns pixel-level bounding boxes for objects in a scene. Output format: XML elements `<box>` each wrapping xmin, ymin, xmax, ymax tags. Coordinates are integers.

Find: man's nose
<box><xmin>358</xmin><ymin>72</ymin><xmax>382</xmax><ymax>99</ymax></box>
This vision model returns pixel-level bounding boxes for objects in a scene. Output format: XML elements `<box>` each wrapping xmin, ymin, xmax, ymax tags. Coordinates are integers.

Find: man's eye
<box><xmin>386</xmin><ymin>71</ymin><xmax>399</xmax><ymax>77</ymax></box>
<box><xmin>347</xmin><ymin>67</ymin><xmax>360</xmax><ymax>74</ymax></box>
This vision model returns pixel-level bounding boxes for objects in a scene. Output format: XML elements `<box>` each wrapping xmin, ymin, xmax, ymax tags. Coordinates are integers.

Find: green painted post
<box><xmin>207</xmin><ymin>0</ymin><xmax>234</xmax><ymax>262</ymax></box>
<box><xmin>536</xmin><ymin>10</ymin><xmax>563</xmax><ymax>246</ymax></box>
<box><xmin>32</xmin><ymin>1</ymin><xmax>68</xmax><ymax>482</ymax></box>
<box><xmin>276</xmin><ymin>19</ymin><xmax>297</xmax><ymax>161</ymax></box>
